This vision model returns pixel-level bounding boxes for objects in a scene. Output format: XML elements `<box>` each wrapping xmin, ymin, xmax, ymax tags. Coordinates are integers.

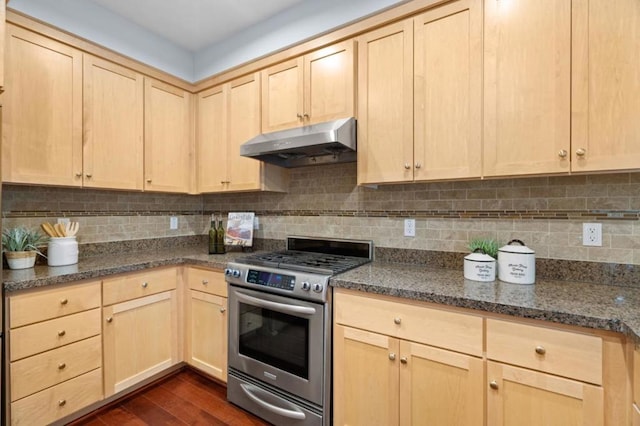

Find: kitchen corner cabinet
<box><xmin>333</xmin><ymin>288</ymin><xmax>484</xmax><ymax>425</ymax></box>
<box><xmin>83</xmin><ymin>55</ymin><xmax>144</xmax><ymax>190</ymax></box>
<box><xmin>7</xmin><ymin>280</ymin><xmax>103</xmax><ymax>426</ymax></box>
<box><xmin>102</xmin><ymin>267</ymin><xmax>180</xmax><ymax>397</ymax></box>
<box><xmin>184</xmin><ymin>267</ymin><xmax>228</xmax><ymax>381</ymax></box>
<box><xmin>261</xmin><ymin>39</ymin><xmax>355</xmax><ymax>133</ymax></box>
<box><xmin>357</xmin><ymin>0</ymin><xmax>481</xmax><ymax>185</ymax></box>
<box><xmin>144</xmin><ymin>78</ymin><xmax>193</xmax><ymax>193</ymax></box>
<box><xmin>2</xmin><ymin>24</ymin><xmax>83</xmax><ymax>186</ymax></box>
<box><xmin>483</xmin><ymin>0</ymin><xmax>571</xmax><ymax>177</ymax></box>
<box><xmin>196</xmin><ymin>73</ymin><xmax>288</xmax><ymax>193</ymax></box>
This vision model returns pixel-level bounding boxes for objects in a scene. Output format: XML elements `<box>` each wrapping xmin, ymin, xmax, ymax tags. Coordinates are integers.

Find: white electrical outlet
<box><xmin>583</xmin><ymin>223</ymin><xmax>602</xmax><ymax>246</ymax></box>
<box><xmin>170</xmin><ymin>216</ymin><xmax>178</xmax><ymax>230</ymax></box>
<box><xmin>404</xmin><ymin>219</ymin><xmax>416</xmax><ymax>237</ymax></box>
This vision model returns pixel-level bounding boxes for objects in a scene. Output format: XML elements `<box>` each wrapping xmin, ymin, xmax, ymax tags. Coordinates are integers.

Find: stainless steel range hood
<box><xmin>240</xmin><ymin>117</ymin><xmax>356</xmax><ymax>168</ymax></box>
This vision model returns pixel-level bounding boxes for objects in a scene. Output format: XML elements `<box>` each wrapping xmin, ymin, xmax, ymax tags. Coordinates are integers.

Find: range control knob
<box><xmin>312</xmin><ymin>283</ymin><xmax>324</xmax><ymax>293</ymax></box>
<box><xmin>224</xmin><ymin>268</ymin><xmax>232</xmax><ymax>276</ymax></box>
<box><xmin>224</xmin><ymin>268</ymin><xmax>241</xmax><ymax>278</ymax></box>
<box><xmin>232</xmin><ymin>269</ymin><xmax>241</xmax><ymax>278</ymax></box>
<box><xmin>301</xmin><ymin>281</ymin><xmax>311</xmax><ymax>291</ymax></box>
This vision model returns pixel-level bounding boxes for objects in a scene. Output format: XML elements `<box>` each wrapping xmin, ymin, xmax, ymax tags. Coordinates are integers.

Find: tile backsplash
<box><xmin>4</xmin><ymin>163</ymin><xmax>640</xmax><ymax>264</ymax></box>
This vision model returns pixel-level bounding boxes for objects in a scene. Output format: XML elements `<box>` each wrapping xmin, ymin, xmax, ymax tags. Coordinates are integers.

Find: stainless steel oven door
<box><xmin>228</xmin><ymin>285</ymin><xmax>326</xmax><ymax>405</ymax></box>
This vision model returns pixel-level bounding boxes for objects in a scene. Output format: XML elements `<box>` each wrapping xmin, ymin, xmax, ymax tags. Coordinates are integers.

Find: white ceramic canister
<box><xmin>48</xmin><ymin>236</ymin><xmax>79</xmax><ymax>266</ymax></box>
<box><xmin>464</xmin><ymin>249</ymin><xmax>496</xmax><ymax>282</ymax></box>
<box><xmin>498</xmin><ymin>239</ymin><xmax>535</xmax><ymax>284</ymax></box>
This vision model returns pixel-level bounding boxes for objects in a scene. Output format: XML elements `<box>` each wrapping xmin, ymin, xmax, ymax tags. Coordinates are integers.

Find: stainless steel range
<box><xmin>225</xmin><ymin>236</ymin><xmax>373</xmax><ymax>426</ymax></box>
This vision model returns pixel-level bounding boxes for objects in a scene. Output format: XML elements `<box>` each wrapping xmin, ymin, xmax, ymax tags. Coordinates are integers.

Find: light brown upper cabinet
<box><xmin>196</xmin><ymin>73</ymin><xmax>288</xmax><ymax>193</ymax></box>
<box><xmin>84</xmin><ymin>55</ymin><xmax>144</xmax><ymax>190</ymax></box>
<box><xmin>144</xmin><ymin>78</ymin><xmax>193</xmax><ymax>193</ymax></box>
<box><xmin>483</xmin><ymin>0</ymin><xmax>571</xmax><ymax>177</ymax></box>
<box><xmin>571</xmin><ymin>0</ymin><xmax>640</xmax><ymax>172</ymax></box>
<box><xmin>357</xmin><ymin>0</ymin><xmax>482</xmax><ymax>185</ymax></box>
<box><xmin>261</xmin><ymin>40</ymin><xmax>355</xmax><ymax>133</ymax></box>
<box><xmin>2</xmin><ymin>24</ymin><xmax>83</xmax><ymax>186</ymax></box>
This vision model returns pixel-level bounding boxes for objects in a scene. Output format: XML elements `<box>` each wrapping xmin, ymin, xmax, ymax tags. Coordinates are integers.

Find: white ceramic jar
<box><xmin>464</xmin><ymin>249</ymin><xmax>496</xmax><ymax>282</ymax></box>
<box><xmin>48</xmin><ymin>236</ymin><xmax>78</xmax><ymax>266</ymax></box>
<box><xmin>498</xmin><ymin>239</ymin><xmax>535</xmax><ymax>284</ymax></box>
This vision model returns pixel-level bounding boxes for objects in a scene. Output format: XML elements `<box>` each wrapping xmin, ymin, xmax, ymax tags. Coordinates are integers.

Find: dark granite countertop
<box><xmin>4</xmin><ymin>248</ymin><xmax>640</xmax><ymax>344</ymax></box>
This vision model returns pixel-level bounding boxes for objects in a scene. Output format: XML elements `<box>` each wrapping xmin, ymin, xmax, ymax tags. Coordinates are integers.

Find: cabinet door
<box><xmin>144</xmin><ymin>78</ymin><xmax>193</xmax><ymax>193</ymax></box>
<box><xmin>103</xmin><ymin>290</ymin><xmax>179</xmax><ymax>397</ymax></box>
<box><xmin>487</xmin><ymin>361</ymin><xmax>604</xmax><ymax>426</ymax></box>
<box><xmin>196</xmin><ymin>85</ymin><xmax>227</xmax><ymax>193</ymax></box>
<box><xmin>304</xmin><ymin>40</ymin><xmax>355</xmax><ymax>125</ymax></box>
<box><xmin>400</xmin><ymin>340</ymin><xmax>483</xmax><ymax>426</ymax></box>
<box><xmin>572</xmin><ymin>0</ymin><xmax>640</xmax><ymax>172</ymax></box>
<box><xmin>483</xmin><ymin>0</ymin><xmax>571</xmax><ymax>176</ymax></box>
<box><xmin>261</xmin><ymin>58</ymin><xmax>303</xmax><ymax>132</ymax></box>
<box><xmin>357</xmin><ymin>20</ymin><xmax>414</xmax><ymax>185</ymax></box>
<box><xmin>186</xmin><ymin>290</ymin><xmax>227</xmax><ymax>381</ymax></box>
<box><xmin>414</xmin><ymin>0</ymin><xmax>481</xmax><ymax>181</ymax></box>
<box><xmin>3</xmin><ymin>24</ymin><xmax>82</xmax><ymax>186</ymax></box>
<box><xmin>83</xmin><ymin>55</ymin><xmax>143</xmax><ymax>190</ymax></box>
<box><xmin>227</xmin><ymin>73</ymin><xmax>263</xmax><ymax>191</ymax></box>
<box><xmin>333</xmin><ymin>325</ymin><xmax>399</xmax><ymax>426</ymax></box>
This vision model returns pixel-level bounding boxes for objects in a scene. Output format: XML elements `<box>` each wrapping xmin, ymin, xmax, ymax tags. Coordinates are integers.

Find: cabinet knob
<box><xmin>106</xmin><ymin>317</ymin><xmax>113</xmax><ymax>323</ymax></box>
<box><xmin>142</xmin><ymin>282</ymin><xmax>148</xmax><ymax>288</ymax></box>
<box><xmin>57</xmin><ymin>330</ymin><xmax>66</xmax><ymax>337</ymax></box>
<box><xmin>58</xmin><ymin>399</ymin><xmax>67</xmax><ymax>407</ymax></box>
<box><xmin>303</xmin><ymin>113</ymin><xmax>309</xmax><ymax>119</ymax></box>
<box><xmin>297</xmin><ymin>113</ymin><xmax>304</xmax><ymax>119</ymax></box>
<box><xmin>220</xmin><ymin>307</ymin><xmax>226</xmax><ymax>313</ymax></box>
<box><xmin>388</xmin><ymin>353</ymin><xmax>396</xmax><ymax>361</ymax></box>
<box><xmin>576</xmin><ymin>148</ymin><xmax>586</xmax><ymax>157</ymax></box>
<box><xmin>404</xmin><ymin>163</ymin><xmax>411</xmax><ymax>170</ymax></box>
<box><xmin>202</xmin><ymin>279</ymin><xmax>209</xmax><ymax>285</ymax></box>
<box><xmin>558</xmin><ymin>149</ymin><xmax>568</xmax><ymax>158</ymax></box>
<box><xmin>415</xmin><ymin>163</ymin><xmax>422</xmax><ymax>169</ymax></box>
<box><xmin>60</xmin><ymin>298</ymin><xmax>68</xmax><ymax>305</ymax></box>
<box><xmin>535</xmin><ymin>345</ymin><xmax>546</xmax><ymax>355</ymax></box>
<box><xmin>400</xmin><ymin>356</ymin><xmax>408</xmax><ymax>364</ymax></box>
<box><xmin>85</xmin><ymin>174</ymin><xmax>92</xmax><ymax>178</ymax></box>
<box><xmin>393</xmin><ymin>317</ymin><xmax>402</xmax><ymax>325</ymax></box>
<box><xmin>146</xmin><ymin>178</ymin><xmax>152</xmax><ymax>183</ymax></box>
<box><xmin>489</xmin><ymin>380</ymin><xmax>499</xmax><ymax>390</ymax></box>
<box><xmin>75</xmin><ymin>173</ymin><xmax>82</xmax><ymax>177</ymax></box>
<box><xmin>58</xmin><ymin>362</ymin><xmax>66</xmax><ymax>370</ymax></box>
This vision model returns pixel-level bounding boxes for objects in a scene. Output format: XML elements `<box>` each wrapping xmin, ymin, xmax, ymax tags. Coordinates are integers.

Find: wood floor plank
<box><xmin>95</xmin><ymin>406</ymin><xmax>147</xmax><ymax>426</ymax></box>
<box><xmin>143</xmin><ymin>383</ymin><xmax>228</xmax><ymax>425</ymax></box>
<box><xmin>121</xmin><ymin>394</ymin><xmax>187</xmax><ymax>425</ymax></box>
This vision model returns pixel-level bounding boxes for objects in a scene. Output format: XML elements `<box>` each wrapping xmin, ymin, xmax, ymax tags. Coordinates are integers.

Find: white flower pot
<box><xmin>5</xmin><ymin>251</ymin><xmax>37</xmax><ymax>270</ymax></box>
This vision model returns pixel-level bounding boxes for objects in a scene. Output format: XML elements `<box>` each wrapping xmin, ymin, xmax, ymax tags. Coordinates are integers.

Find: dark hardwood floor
<box><xmin>67</xmin><ymin>369</ymin><xmax>271</xmax><ymax>426</ymax></box>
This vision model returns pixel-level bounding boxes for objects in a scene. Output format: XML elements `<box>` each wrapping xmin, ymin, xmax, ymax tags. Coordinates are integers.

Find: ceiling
<box><xmin>87</xmin><ymin>0</ymin><xmax>307</xmax><ymax>52</ymax></box>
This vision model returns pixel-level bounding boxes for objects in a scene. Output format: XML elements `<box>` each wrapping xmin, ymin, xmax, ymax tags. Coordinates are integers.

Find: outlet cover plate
<box><xmin>583</xmin><ymin>223</ymin><xmax>602</xmax><ymax>246</ymax></box>
<box><xmin>404</xmin><ymin>219</ymin><xmax>416</xmax><ymax>237</ymax></box>
<box><xmin>170</xmin><ymin>216</ymin><xmax>178</xmax><ymax>230</ymax></box>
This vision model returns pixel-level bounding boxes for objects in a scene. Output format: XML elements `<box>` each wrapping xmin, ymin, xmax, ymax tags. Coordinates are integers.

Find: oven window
<box><xmin>238</xmin><ymin>302</ymin><xmax>309</xmax><ymax>379</ymax></box>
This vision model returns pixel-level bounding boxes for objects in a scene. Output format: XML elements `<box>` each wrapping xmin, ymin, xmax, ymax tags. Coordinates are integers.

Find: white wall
<box><xmin>9</xmin><ymin>0</ymin><xmax>403</xmax><ymax>82</ymax></box>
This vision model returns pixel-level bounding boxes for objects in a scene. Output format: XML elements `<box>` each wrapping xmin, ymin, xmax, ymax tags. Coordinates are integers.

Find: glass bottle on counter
<box><xmin>208</xmin><ymin>214</ymin><xmax>218</xmax><ymax>254</ymax></box>
<box><xmin>216</xmin><ymin>217</ymin><xmax>226</xmax><ymax>254</ymax></box>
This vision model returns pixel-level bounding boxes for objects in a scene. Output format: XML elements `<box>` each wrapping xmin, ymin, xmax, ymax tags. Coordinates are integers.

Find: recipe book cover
<box><xmin>225</xmin><ymin>212</ymin><xmax>255</xmax><ymax>246</ymax></box>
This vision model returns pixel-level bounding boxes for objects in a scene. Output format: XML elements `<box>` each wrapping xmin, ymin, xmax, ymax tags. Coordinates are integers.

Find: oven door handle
<box><xmin>235</xmin><ymin>292</ymin><xmax>317</xmax><ymax>316</ymax></box>
<box><xmin>240</xmin><ymin>383</ymin><xmax>306</xmax><ymax>420</ymax></box>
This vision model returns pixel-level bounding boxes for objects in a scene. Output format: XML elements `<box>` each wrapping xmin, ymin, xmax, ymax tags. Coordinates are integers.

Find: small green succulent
<box><xmin>2</xmin><ymin>226</ymin><xmax>48</xmax><ymax>252</ymax></box>
<box><xmin>468</xmin><ymin>237</ymin><xmax>499</xmax><ymax>259</ymax></box>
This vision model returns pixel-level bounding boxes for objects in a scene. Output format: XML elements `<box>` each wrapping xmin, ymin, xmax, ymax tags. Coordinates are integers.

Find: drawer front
<box><xmin>186</xmin><ymin>267</ymin><xmax>226</xmax><ymax>297</ymax></box>
<box><xmin>334</xmin><ymin>289</ymin><xmax>483</xmax><ymax>356</ymax></box>
<box><xmin>10</xmin><ymin>368</ymin><xmax>103</xmax><ymax>426</ymax></box>
<box><xmin>9</xmin><ymin>280</ymin><xmax>101</xmax><ymax>328</ymax></box>
<box><xmin>10</xmin><ymin>308</ymin><xmax>101</xmax><ymax>361</ymax></box>
<box><xmin>103</xmin><ymin>267</ymin><xmax>177</xmax><ymax>305</ymax></box>
<box><xmin>11</xmin><ymin>335</ymin><xmax>102</xmax><ymax>402</ymax></box>
<box><xmin>486</xmin><ymin>318</ymin><xmax>603</xmax><ymax>385</ymax></box>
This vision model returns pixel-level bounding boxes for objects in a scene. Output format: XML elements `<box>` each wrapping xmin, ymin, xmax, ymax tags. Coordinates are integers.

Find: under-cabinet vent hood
<box><xmin>240</xmin><ymin>117</ymin><xmax>356</xmax><ymax>168</ymax></box>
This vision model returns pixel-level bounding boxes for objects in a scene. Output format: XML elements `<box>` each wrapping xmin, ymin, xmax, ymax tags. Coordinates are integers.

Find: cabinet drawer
<box><xmin>10</xmin><ymin>368</ymin><xmax>102</xmax><ymax>426</ymax></box>
<box><xmin>103</xmin><ymin>267</ymin><xmax>177</xmax><ymax>305</ymax></box>
<box><xmin>9</xmin><ymin>280</ymin><xmax>101</xmax><ymax>328</ymax></box>
<box><xmin>10</xmin><ymin>308</ymin><xmax>101</xmax><ymax>361</ymax></box>
<box><xmin>334</xmin><ymin>289</ymin><xmax>483</xmax><ymax>356</ymax></box>
<box><xmin>486</xmin><ymin>319</ymin><xmax>602</xmax><ymax>385</ymax></box>
<box><xmin>11</xmin><ymin>335</ymin><xmax>102</xmax><ymax>402</ymax></box>
<box><xmin>186</xmin><ymin>267</ymin><xmax>226</xmax><ymax>297</ymax></box>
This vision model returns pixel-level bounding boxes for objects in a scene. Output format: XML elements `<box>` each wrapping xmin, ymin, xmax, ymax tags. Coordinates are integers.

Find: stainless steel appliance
<box><xmin>225</xmin><ymin>236</ymin><xmax>373</xmax><ymax>426</ymax></box>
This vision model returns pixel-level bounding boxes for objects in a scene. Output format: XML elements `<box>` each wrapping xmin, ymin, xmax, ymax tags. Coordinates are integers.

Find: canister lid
<box><xmin>499</xmin><ymin>239</ymin><xmax>535</xmax><ymax>254</ymax></box>
<box><xmin>465</xmin><ymin>248</ymin><xmax>496</xmax><ymax>262</ymax></box>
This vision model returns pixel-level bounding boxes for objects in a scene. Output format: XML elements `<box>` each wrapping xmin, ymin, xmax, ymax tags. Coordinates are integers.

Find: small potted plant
<box><xmin>2</xmin><ymin>226</ymin><xmax>48</xmax><ymax>269</ymax></box>
<box><xmin>464</xmin><ymin>237</ymin><xmax>499</xmax><ymax>282</ymax></box>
